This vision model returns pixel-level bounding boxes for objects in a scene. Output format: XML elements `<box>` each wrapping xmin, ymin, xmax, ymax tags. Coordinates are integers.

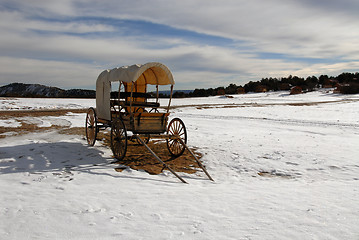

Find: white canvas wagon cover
<box><xmin>96</xmin><ymin>62</ymin><xmax>175</xmax><ymax>120</ymax></box>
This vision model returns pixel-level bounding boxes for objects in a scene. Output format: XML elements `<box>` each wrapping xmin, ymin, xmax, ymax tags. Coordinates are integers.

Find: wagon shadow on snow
<box><xmin>0</xmin><ymin>141</ymin><xmax>113</xmax><ymax>176</ymax></box>
<box><xmin>0</xmin><ymin>139</ymin><xmax>205</xmax><ymax>183</ymax></box>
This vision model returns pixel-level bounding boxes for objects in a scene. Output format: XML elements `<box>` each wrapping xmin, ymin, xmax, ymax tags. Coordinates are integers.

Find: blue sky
<box><xmin>0</xmin><ymin>0</ymin><xmax>358</xmax><ymax>90</ymax></box>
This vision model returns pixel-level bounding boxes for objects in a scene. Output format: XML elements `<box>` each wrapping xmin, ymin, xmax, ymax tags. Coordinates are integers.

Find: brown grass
<box><xmin>107</xmin><ymin>139</ymin><xmax>202</xmax><ymax>175</ymax></box>
<box><xmin>0</xmin><ymin>108</ymin><xmax>87</xmax><ymax>117</ymax></box>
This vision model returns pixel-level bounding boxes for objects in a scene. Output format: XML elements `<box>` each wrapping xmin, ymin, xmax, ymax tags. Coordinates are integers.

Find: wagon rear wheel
<box><xmin>85</xmin><ymin>107</ymin><xmax>97</xmax><ymax>146</ymax></box>
<box><xmin>111</xmin><ymin>119</ymin><xmax>127</xmax><ymax>160</ymax></box>
<box><xmin>166</xmin><ymin>118</ymin><xmax>187</xmax><ymax>157</ymax></box>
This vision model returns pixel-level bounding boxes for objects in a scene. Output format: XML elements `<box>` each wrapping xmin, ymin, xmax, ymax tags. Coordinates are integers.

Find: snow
<box><xmin>1</xmin><ymin>90</ymin><xmax>359</xmax><ymax>239</ymax></box>
<box><xmin>0</xmin><ymin>98</ymin><xmax>94</xmax><ymax>110</ymax></box>
<box><xmin>0</xmin><ymin>119</ymin><xmax>21</xmax><ymax>128</ymax></box>
<box><xmin>0</xmin><ymin>112</ymin><xmax>86</xmax><ymax>131</ymax></box>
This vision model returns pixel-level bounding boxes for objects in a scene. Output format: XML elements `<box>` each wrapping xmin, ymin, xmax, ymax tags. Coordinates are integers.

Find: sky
<box><xmin>0</xmin><ymin>0</ymin><xmax>359</xmax><ymax>90</ymax></box>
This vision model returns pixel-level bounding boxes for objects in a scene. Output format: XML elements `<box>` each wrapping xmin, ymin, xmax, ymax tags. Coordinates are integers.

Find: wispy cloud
<box><xmin>0</xmin><ymin>0</ymin><xmax>358</xmax><ymax>89</ymax></box>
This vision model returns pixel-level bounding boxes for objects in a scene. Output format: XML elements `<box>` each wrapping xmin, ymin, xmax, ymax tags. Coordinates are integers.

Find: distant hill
<box><xmin>0</xmin><ymin>83</ymin><xmax>95</xmax><ymax>98</ymax></box>
<box><xmin>2</xmin><ymin>71</ymin><xmax>358</xmax><ymax>98</ymax></box>
<box><xmin>0</xmin><ymin>83</ymin><xmax>194</xmax><ymax>98</ymax></box>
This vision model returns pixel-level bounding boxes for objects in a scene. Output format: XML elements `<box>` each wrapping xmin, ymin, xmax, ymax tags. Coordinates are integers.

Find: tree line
<box><xmin>168</xmin><ymin>72</ymin><xmax>359</xmax><ymax>98</ymax></box>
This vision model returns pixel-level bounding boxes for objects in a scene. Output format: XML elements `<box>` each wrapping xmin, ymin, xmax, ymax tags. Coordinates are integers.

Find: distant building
<box><xmin>322</xmin><ymin>79</ymin><xmax>337</xmax><ymax>88</ymax></box>
<box><xmin>290</xmin><ymin>86</ymin><xmax>302</xmax><ymax>95</ymax></box>
<box><xmin>333</xmin><ymin>83</ymin><xmax>342</xmax><ymax>93</ymax></box>
<box><xmin>255</xmin><ymin>85</ymin><xmax>267</xmax><ymax>93</ymax></box>
<box><xmin>236</xmin><ymin>87</ymin><xmax>246</xmax><ymax>94</ymax></box>
<box><xmin>217</xmin><ymin>88</ymin><xmax>225</xmax><ymax>95</ymax></box>
<box><xmin>280</xmin><ymin>83</ymin><xmax>291</xmax><ymax>90</ymax></box>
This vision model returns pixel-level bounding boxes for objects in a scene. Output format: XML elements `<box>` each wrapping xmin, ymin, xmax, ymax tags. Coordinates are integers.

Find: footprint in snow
<box><xmin>285</xmin><ymin>161</ymin><xmax>299</xmax><ymax>166</ymax></box>
<box><xmin>118</xmin><ymin>212</ymin><xmax>133</xmax><ymax>220</ymax></box>
<box><xmin>151</xmin><ymin>213</ymin><xmax>162</xmax><ymax>220</ymax></box>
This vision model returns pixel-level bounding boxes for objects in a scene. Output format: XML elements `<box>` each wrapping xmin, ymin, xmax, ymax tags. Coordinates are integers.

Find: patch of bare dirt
<box><xmin>0</xmin><ymin>109</ymin><xmax>86</xmax><ymax>138</ymax></box>
<box><xmin>0</xmin><ymin>120</ymin><xmax>63</xmax><ymax>138</ymax></box>
<box><xmin>58</xmin><ymin>127</ymin><xmax>85</xmax><ymax>136</ymax></box>
<box><xmin>107</xmin><ymin>139</ymin><xmax>202</xmax><ymax>175</ymax></box>
<box><xmin>0</xmin><ymin>108</ymin><xmax>87</xmax><ymax>117</ymax></box>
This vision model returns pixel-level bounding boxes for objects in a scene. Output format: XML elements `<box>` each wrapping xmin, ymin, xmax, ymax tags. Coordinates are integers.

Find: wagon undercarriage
<box><xmin>86</xmin><ymin>111</ymin><xmax>213</xmax><ymax>183</ymax></box>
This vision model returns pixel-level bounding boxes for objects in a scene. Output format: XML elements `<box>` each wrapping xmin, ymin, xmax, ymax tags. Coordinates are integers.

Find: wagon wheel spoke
<box><xmin>85</xmin><ymin>107</ymin><xmax>97</xmax><ymax>146</ymax></box>
<box><xmin>168</xmin><ymin>139</ymin><xmax>176</xmax><ymax>149</ymax></box>
<box><xmin>169</xmin><ymin>140</ymin><xmax>181</xmax><ymax>155</ymax></box>
<box><xmin>173</xmin><ymin>121</ymin><xmax>180</xmax><ymax>133</ymax></box>
<box><xmin>166</xmin><ymin>118</ymin><xmax>187</xmax><ymax>157</ymax></box>
<box><xmin>177</xmin><ymin>122</ymin><xmax>182</xmax><ymax>133</ymax></box>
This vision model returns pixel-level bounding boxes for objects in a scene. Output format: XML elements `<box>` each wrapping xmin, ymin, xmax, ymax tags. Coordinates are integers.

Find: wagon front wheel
<box><xmin>85</xmin><ymin>107</ymin><xmax>97</xmax><ymax>146</ymax></box>
<box><xmin>111</xmin><ymin>119</ymin><xmax>127</xmax><ymax>161</ymax></box>
<box><xmin>167</xmin><ymin>118</ymin><xmax>187</xmax><ymax>157</ymax></box>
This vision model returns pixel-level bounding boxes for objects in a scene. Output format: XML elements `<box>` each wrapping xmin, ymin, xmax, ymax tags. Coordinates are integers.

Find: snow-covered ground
<box><xmin>1</xmin><ymin>90</ymin><xmax>359</xmax><ymax>239</ymax></box>
<box><xmin>0</xmin><ymin>97</ymin><xmax>93</xmax><ymax>111</ymax></box>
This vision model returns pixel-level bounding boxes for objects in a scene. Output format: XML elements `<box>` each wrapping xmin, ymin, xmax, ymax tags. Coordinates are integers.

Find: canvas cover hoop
<box><xmin>96</xmin><ymin>62</ymin><xmax>174</xmax><ymax>121</ymax></box>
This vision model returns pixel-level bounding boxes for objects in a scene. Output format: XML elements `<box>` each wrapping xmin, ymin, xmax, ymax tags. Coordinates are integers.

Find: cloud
<box><xmin>0</xmin><ymin>0</ymin><xmax>358</xmax><ymax>89</ymax></box>
<box><xmin>1</xmin><ymin>0</ymin><xmax>76</xmax><ymax>17</ymax></box>
<box><xmin>71</xmin><ymin>0</ymin><xmax>359</xmax><ymax>59</ymax></box>
<box><xmin>0</xmin><ymin>56</ymin><xmax>101</xmax><ymax>89</ymax></box>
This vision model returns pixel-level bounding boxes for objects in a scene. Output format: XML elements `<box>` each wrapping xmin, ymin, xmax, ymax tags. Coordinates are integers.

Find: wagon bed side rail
<box><xmin>110</xmin><ymin>99</ymin><xmax>160</xmax><ymax>109</ymax></box>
